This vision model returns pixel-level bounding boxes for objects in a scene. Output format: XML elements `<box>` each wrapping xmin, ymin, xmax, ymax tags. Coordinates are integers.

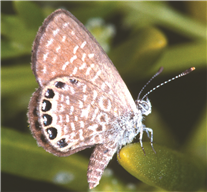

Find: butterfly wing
<box><xmin>29</xmin><ymin>73</ymin><xmax>123</xmax><ymax>156</ymax></box>
<box><xmin>28</xmin><ymin>9</ymin><xmax>138</xmax><ymax>156</ymax></box>
<box><xmin>28</xmin><ymin>88</ymin><xmax>93</xmax><ymax>156</ymax></box>
<box><xmin>32</xmin><ymin>9</ymin><xmax>136</xmax><ymax>113</ymax></box>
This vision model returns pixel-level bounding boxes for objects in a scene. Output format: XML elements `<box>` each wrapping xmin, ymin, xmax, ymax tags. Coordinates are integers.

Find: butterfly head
<box><xmin>135</xmin><ymin>97</ymin><xmax>152</xmax><ymax>116</ymax></box>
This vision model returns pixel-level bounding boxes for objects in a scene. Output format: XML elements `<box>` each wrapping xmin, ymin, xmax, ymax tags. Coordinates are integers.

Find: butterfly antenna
<box><xmin>141</xmin><ymin>67</ymin><xmax>196</xmax><ymax>101</ymax></box>
<box><xmin>137</xmin><ymin>67</ymin><xmax>164</xmax><ymax>100</ymax></box>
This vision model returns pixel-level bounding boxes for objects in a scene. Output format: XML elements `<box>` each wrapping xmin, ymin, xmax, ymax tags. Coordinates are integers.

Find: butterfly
<box><xmin>28</xmin><ymin>9</ymin><xmax>195</xmax><ymax>189</ymax></box>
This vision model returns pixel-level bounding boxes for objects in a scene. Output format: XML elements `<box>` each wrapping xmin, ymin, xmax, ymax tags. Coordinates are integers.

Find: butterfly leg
<box><xmin>143</xmin><ymin>127</ymin><xmax>156</xmax><ymax>153</ymax></box>
<box><xmin>139</xmin><ymin>127</ymin><xmax>146</xmax><ymax>155</ymax></box>
<box><xmin>87</xmin><ymin>141</ymin><xmax>118</xmax><ymax>189</ymax></box>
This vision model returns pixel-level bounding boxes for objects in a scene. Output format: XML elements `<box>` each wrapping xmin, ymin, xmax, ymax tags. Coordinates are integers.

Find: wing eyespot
<box><xmin>42</xmin><ymin>100</ymin><xmax>52</xmax><ymax>112</ymax></box>
<box><xmin>42</xmin><ymin>114</ymin><xmax>52</xmax><ymax>126</ymax></box>
<box><xmin>57</xmin><ymin>138</ymin><xmax>68</xmax><ymax>148</ymax></box>
<box><xmin>46</xmin><ymin>127</ymin><xmax>57</xmax><ymax>140</ymax></box>
<box><xmin>55</xmin><ymin>81</ymin><xmax>66</xmax><ymax>89</ymax></box>
<box><xmin>69</xmin><ymin>78</ymin><xmax>78</xmax><ymax>84</ymax></box>
<box><xmin>45</xmin><ymin>89</ymin><xmax>55</xmax><ymax>98</ymax></box>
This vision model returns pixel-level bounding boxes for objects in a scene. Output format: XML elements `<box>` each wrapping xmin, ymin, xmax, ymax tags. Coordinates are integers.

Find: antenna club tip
<box><xmin>191</xmin><ymin>67</ymin><xmax>196</xmax><ymax>71</ymax></box>
<box><xmin>184</xmin><ymin>67</ymin><xmax>196</xmax><ymax>75</ymax></box>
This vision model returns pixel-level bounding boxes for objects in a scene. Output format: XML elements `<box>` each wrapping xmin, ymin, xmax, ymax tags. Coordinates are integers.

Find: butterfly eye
<box><xmin>141</xmin><ymin>102</ymin><xmax>149</xmax><ymax>110</ymax></box>
<box><xmin>136</xmin><ymin>100</ymin><xmax>151</xmax><ymax>116</ymax></box>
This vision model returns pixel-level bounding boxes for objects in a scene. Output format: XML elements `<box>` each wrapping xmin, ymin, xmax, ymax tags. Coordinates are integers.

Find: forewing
<box><xmin>32</xmin><ymin>9</ymin><xmax>136</xmax><ymax>114</ymax></box>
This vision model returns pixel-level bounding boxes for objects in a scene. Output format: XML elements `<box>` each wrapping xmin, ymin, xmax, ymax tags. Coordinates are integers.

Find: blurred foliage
<box><xmin>1</xmin><ymin>1</ymin><xmax>206</xmax><ymax>191</ymax></box>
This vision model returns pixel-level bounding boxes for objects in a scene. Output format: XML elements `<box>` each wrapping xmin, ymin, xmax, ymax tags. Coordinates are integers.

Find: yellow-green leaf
<box><xmin>118</xmin><ymin>143</ymin><xmax>205</xmax><ymax>191</ymax></box>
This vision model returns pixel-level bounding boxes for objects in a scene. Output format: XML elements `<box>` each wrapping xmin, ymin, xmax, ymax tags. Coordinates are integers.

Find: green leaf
<box><xmin>1</xmin><ymin>1</ymin><xmax>45</xmax><ymax>59</ymax></box>
<box><xmin>2</xmin><ymin>127</ymin><xmax>89</xmax><ymax>191</ymax></box>
<box><xmin>121</xmin><ymin>2</ymin><xmax>207</xmax><ymax>41</ymax></box>
<box><xmin>1</xmin><ymin>65</ymin><xmax>36</xmax><ymax>97</ymax></box>
<box><xmin>184</xmin><ymin>103</ymin><xmax>207</xmax><ymax>163</ymax></box>
<box><xmin>13</xmin><ymin>1</ymin><xmax>44</xmax><ymax>30</ymax></box>
<box><xmin>118</xmin><ymin>143</ymin><xmax>205</xmax><ymax>191</ymax></box>
<box><xmin>110</xmin><ymin>27</ymin><xmax>167</xmax><ymax>81</ymax></box>
<box><xmin>155</xmin><ymin>42</ymin><xmax>206</xmax><ymax>74</ymax></box>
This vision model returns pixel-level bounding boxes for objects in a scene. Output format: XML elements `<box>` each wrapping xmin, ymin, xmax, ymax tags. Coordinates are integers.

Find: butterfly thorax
<box><xmin>106</xmin><ymin>98</ymin><xmax>152</xmax><ymax>149</ymax></box>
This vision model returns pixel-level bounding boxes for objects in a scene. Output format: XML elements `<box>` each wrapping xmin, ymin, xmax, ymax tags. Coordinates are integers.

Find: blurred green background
<box><xmin>1</xmin><ymin>1</ymin><xmax>206</xmax><ymax>191</ymax></box>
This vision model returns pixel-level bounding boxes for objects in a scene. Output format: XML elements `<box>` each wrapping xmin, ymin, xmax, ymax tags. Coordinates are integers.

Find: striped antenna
<box><xmin>137</xmin><ymin>67</ymin><xmax>164</xmax><ymax>100</ymax></box>
<box><xmin>141</xmin><ymin>67</ymin><xmax>195</xmax><ymax>101</ymax></box>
